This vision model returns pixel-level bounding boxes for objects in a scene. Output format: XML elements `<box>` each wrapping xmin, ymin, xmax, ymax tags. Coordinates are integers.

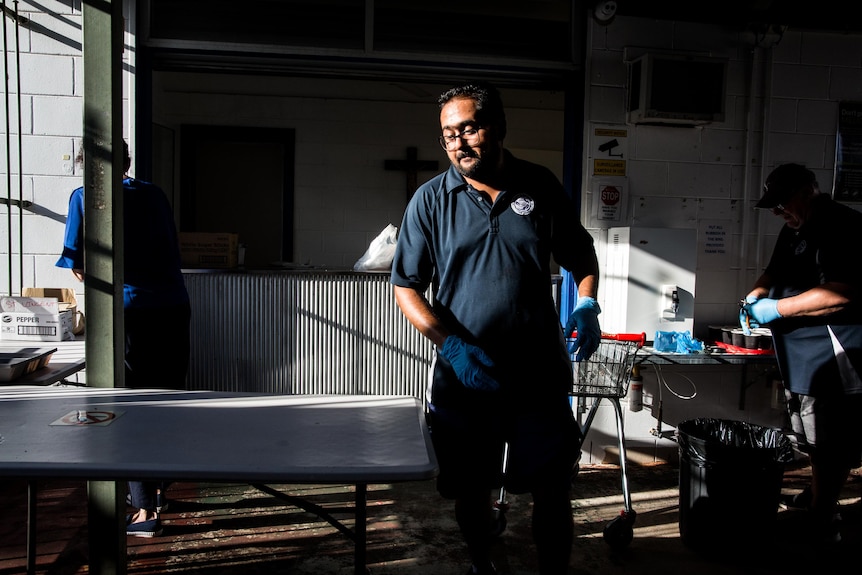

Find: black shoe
<box><xmin>126</xmin><ymin>518</ymin><xmax>163</xmax><ymax>538</ymax></box>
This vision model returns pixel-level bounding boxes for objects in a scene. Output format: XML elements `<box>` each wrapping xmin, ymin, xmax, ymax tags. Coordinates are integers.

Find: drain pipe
<box><xmin>737</xmin><ymin>44</ymin><xmax>758</xmax><ymax>300</ymax></box>
<box><xmin>754</xmin><ymin>45</ymin><xmax>775</xmax><ymax>276</ymax></box>
<box><xmin>738</xmin><ymin>42</ymin><xmax>774</xmax><ymax>298</ymax></box>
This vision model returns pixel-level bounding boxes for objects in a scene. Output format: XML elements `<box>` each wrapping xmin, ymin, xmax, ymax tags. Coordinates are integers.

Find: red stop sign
<box><xmin>601</xmin><ymin>186</ymin><xmax>620</xmax><ymax>205</ymax></box>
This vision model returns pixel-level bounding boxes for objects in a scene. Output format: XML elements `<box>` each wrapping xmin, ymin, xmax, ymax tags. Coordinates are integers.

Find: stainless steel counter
<box><xmin>636</xmin><ymin>346</ymin><xmax>778</xmax><ymax>410</ymax></box>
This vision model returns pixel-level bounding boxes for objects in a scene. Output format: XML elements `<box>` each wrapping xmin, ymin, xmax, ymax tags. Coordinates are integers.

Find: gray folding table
<box><xmin>0</xmin><ymin>387</ymin><xmax>437</xmax><ymax>575</ymax></box>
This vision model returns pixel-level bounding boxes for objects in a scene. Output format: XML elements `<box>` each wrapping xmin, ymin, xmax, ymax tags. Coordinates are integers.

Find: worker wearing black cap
<box><xmin>741</xmin><ymin>162</ymin><xmax>862</xmax><ymax>545</ymax></box>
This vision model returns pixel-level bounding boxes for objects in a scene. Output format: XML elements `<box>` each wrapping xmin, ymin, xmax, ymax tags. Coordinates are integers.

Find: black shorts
<box><xmin>426</xmin><ymin>399</ymin><xmax>581</xmax><ymax>499</ymax></box>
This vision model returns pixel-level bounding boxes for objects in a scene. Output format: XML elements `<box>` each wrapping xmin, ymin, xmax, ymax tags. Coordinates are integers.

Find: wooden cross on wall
<box><xmin>385</xmin><ymin>146</ymin><xmax>439</xmax><ymax>203</ymax></box>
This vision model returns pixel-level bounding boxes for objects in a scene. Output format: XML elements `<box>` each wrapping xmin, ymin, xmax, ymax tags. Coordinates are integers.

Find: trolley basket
<box><xmin>570</xmin><ymin>338</ymin><xmax>642</xmax><ymax>398</ymax></box>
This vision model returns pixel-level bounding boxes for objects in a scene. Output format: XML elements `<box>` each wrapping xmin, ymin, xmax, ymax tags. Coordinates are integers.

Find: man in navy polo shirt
<box><xmin>742</xmin><ymin>163</ymin><xmax>862</xmax><ymax>545</ymax></box>
<box><xmin>391</xmin><ymin>82</ymin><xmax>602</xmax><ymax>575</ymax></box>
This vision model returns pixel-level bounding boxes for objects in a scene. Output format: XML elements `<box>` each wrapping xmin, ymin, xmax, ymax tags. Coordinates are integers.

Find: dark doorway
<box><xmin>180</xmin><ymin>126</ymin><xmax>295</xmax><ymax>268</ymax></box>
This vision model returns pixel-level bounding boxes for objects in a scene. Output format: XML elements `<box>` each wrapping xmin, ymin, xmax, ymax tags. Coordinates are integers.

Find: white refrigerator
<box><xmin>600</xmin><ymin>227</ymin><xmax>697</xmax><ymax>341</ymax></box>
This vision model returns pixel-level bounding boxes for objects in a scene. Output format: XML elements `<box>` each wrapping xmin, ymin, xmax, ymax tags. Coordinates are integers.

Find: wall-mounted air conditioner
<box><xmin>626</xmin><ymin>52</ymin><xmax>728</xmax><ymax>126</ymax></box>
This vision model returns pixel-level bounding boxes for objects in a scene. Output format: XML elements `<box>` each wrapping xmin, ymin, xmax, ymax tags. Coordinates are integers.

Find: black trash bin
<box><xmin>677</xmin><ymin>418</ymin><xmax>794</xmax><ymax>552</ymax></box>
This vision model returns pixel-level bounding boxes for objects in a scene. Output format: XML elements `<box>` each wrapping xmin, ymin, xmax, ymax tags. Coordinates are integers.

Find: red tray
<box><xmin>712</xmin><ymin>340</ymin><xmax>774</xmax><ymax>355</ymax></box>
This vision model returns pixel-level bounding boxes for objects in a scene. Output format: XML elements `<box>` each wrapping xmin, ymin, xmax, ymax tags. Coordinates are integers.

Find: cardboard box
<box><xmin>178</xmin><ymin>232</ymin><xmax>239</xmax><ymax>269</ymax></box>
<box><xmin>22</xmin><ymin>287</ymin><xmax>84</xmax><ymax>335</ymax></box>
<box><xmin>0</xmin><ymin>297</ymin><xmax>73</xmax><ymax>342</ymax></box>
<box><xmin>1</xmin><ymin>296</ymin><xmax>59</xmax><ymax>314</ymax></box>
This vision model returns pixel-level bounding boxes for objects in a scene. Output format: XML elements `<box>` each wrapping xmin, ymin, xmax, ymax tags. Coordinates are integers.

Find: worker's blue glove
<box><xmin>743</xmin><ymin>297</ymin><xmax>782</xmax><ymax>328</ymax></box>
<box><xmin>564</xmin><ymin>296</ymin><xmax>602</xmax><ymax>362</ymax></box>
<box><xmin>439</xmin><ymin>335</ymin><xmax>500</xmax><ymax>392</ymax></box>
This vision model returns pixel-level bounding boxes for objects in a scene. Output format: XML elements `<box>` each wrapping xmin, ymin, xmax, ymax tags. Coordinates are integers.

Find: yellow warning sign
<box><xmin>594</xmin><ymin>159</ymin><xmax>626</xmax><ymax>176</ymax></box>
<box><xmin>594</xmin><ymin>128</ymin><xmax>628</xmax><ymax>138</ymax></box>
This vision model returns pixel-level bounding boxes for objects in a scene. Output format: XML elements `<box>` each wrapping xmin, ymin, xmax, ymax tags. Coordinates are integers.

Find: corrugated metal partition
<box><xmin>183</xmin><ymin>271</ymin><xmax>432</xmax><ymax>400</ymax></box>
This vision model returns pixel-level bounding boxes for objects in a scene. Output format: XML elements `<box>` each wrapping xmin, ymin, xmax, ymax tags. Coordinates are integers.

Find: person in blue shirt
<box><xmin>742</xmin><ymin>163</ymin><xmax>862</xmax><ymax>545</ymax></box>
<box><xmin>57</xmin><ymin>140</ymin><xmax>191</xmax><ymax>538</ymax></box>
<box><xmin>391</xmin><ymin>82</ymin><xmax>602</xmax><ymax>575</ymax></box>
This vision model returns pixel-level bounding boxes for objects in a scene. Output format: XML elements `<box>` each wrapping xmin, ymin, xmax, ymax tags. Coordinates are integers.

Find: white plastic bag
<box><xmin>353</xmin><ymin>224</ymin><xmax>398</xmax><ymax>271</ymax></box>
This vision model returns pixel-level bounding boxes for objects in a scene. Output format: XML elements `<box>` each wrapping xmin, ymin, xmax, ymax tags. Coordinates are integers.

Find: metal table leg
<box><xmin>26</xmin><ymin>481</ymin><xmax>36</xmax><ymax>575</ymax></box>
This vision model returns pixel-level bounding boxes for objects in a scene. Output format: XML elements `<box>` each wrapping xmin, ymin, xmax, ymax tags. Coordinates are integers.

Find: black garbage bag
<box><xmin>677</xmin><ymin>418</ymin><xmax>795</xmax><ymax>552</ymax></box>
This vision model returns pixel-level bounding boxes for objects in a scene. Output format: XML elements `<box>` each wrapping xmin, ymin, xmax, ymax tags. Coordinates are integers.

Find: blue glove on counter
<box><xmin>564</xmin><ymin>296</ymin><xmax>602</xmax><ymax>362</ymax></box>
<box><xmin>742</xmin><ymin>297</ymin><xmax>782</xmax><ymax>328</ymax></box>
<box><xmin>439</xmin><ymin>335</ymin><xmax>500</xmax><ymax>392</ymax></box>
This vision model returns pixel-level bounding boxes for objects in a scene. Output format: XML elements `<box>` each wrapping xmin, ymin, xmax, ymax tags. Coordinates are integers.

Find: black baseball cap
<box><xmin>756</xmin><ymin>163</ymin><xmax>817</xmax><ymax>209</ymax></box>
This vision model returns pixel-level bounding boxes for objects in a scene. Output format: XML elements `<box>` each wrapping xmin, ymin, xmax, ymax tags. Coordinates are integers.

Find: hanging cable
<box><xmin>13</xmin><ymin>0</ymin><xmax>22</xmax><ymax>294</ymax></box>
<box><xmin>652</xmin><ymin>362</ymin><xmax>697</xmax><ymax>401</ymax></box>
<box><xmin>1</xmin><ymin>1</ymin><xmax>24</xmax><ymax>295</ymax></box>
<box><xmin>3</xmin><ymin>0</ymin><xmax>12</xmax><ymax>296</ymax></box>
<box><xmin>648</xmin><ymin>363</ymin><xmax>697</xmax><ymax>440</ymax></box>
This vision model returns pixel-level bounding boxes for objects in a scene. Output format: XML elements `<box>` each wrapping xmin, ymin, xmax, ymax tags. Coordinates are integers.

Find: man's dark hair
<box><xmin>438</xmin><ymin>82</ymin><xmax>507</xmax><ymax>140</ymax></box>
<box><xmin>75</xmin><ymin>139</ymin><xmax>132</xmax><ymax>174</ymax></box>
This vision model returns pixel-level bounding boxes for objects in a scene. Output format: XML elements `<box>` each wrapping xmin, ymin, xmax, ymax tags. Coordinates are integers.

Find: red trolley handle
<box><xmin>569</xmin><ymin>331</ymin><xmax>647</xmax><ymax>347</ymax></box>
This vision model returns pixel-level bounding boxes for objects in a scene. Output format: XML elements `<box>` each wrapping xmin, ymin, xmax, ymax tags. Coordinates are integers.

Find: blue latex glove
<box><xmin>564</xmin><ymin>296</ymin><xmax>602</xmax><ymax>362</ymax></box>
<box><xmin>743</xmin><ymin>298</ymin><xmax>782</xmax><ymax>328</ymax></box>
<box><xmin>439</xmin><ymin>335</ymin><xmax>500</xmax><ymax>392</ymax></box>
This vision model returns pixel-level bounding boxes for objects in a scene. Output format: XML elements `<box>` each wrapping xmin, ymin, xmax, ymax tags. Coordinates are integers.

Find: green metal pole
<box><xmin>82</xmin><ymin>1</ymin><xmax>125</xmax><ymax>573</ymax></box>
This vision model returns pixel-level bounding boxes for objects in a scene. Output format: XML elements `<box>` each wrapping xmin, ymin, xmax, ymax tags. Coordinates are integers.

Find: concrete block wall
<box><xmin>0</xmin><ymin>0</ymin><xmax>133</xmax><ymax>305</ymax></box>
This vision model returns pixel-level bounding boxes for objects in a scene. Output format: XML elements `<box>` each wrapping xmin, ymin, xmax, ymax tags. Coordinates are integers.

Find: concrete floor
<box><xmin>0</xmin><ymin>460</ymin><xmax>859</xmax><ymax>575</ymax></box>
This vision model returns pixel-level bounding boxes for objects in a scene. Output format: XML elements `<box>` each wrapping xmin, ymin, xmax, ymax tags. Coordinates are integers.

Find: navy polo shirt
<box><xmin>391</xmin><ymin>152</ymin><xmax>598</xmax><ymax>406</ymax></box>
<box><xmin>766</xmin><ymin>194</ymin><xmax>862</xmax><ymax>395</ymax></box>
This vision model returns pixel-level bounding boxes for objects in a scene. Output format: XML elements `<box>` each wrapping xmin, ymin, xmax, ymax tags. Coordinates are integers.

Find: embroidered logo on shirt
<box><xmin>511</xmin><ymin>195</ymin><xmax>535</xmax><ymax>216</ymax></box>
<box><xmin>795</xmin><ymin>239</ymin><xmax>807</xmax><ymax>256</ymax></box>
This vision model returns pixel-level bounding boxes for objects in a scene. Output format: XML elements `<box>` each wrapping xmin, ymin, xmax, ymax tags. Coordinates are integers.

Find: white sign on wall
<box><xmin>589</xmin><ymin>176</ymin><xmax>628</xmax><ymax>227</ymax></box>
<box><xmin>590</xmin><ymin>124</ymin><xmax>629</xmax><ymax>177</ymax></box>
<box><xmin>698</xmin><ymin>219</ymin><xmax>730</xmax><ymax>269</ymax></box>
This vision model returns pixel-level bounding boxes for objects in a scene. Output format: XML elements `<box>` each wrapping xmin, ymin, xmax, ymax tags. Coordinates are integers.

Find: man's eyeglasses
<box><xmin>438</xmin><ymin>127</ymin><xmax>482</xmax><ymax>150</ymax></box>
<box><xmin>771</xmin><ymin>203</ymin><xmax>786</xmax><ymax>215</ymax></box>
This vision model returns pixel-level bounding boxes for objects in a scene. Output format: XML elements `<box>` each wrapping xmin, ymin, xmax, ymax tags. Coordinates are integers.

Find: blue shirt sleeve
<box><xmin>56</xmin><ymin>187</ymin><xmax>85</xmax><ymax>269</ymax></box>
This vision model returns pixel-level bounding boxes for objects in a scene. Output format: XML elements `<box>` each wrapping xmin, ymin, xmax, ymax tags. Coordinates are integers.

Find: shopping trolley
<box><xmin>491</xmin><ymin>332</ymin><xmax>646</xmax><ymax>549</ymax></box>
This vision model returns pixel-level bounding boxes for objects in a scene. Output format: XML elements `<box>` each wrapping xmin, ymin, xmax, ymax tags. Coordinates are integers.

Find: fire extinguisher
<box><xmin>628</xmin><ymin>365</ymin><xmax>643</xmax><ymax>412</ymax></box>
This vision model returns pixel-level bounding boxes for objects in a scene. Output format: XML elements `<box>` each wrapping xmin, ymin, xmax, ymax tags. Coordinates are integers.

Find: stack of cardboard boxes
<box><xmin>178</xmin><ymin>232</ymin><xmax>240</xmax><ymax>269</ymax></box>
<box><xmin>0</xmin><ymin>288</ymin><xmax>82</xmax><ymax>342</ymax></box>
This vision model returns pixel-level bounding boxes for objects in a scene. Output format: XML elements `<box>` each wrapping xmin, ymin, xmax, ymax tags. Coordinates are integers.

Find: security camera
<box><xmin>594</xmin><ymin>1</ymin><xmax>617</xmax><ymax>24</ymax></box>
<box><xmin>598</xmin><ymin>138</ymin><xmax>619</xmax><ymax>153</ymax></box>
